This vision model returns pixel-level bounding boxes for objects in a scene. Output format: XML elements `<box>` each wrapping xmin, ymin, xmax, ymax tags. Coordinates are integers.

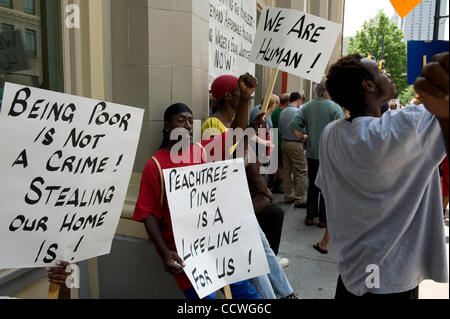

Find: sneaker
<box><xmin>277</xmin><ymin>256</ymin><xmax>290</xmax><ymax>268</ymax></box>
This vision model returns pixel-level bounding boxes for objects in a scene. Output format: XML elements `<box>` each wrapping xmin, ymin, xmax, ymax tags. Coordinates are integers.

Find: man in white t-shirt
<box><xmin>317</xmin><ymin>52</ymin><xmax>449</xmax><ymax>298</ymax></box>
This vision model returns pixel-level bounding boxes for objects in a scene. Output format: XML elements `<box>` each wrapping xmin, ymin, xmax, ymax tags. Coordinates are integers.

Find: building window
<box><xmin>1</xmin><ymin>23</ymin><xmax>14</xmax><ymax>32</ymax></box>
<box><xmin>25</xmin><ymin>29</ymin><xmax>37</xmax><ymax>56</ymax></box>
<box><xmin>0</xmin><ymin>0</ymin><xmax>12</xmax><ymax>8</ymax></box>
<box><xmin>23</xmin><ymin>0</ymin><xmax>35</xmax><ymax>14</ymax></box>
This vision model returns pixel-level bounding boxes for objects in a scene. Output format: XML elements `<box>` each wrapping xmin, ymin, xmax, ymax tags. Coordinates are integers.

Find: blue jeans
<box><xmin>249</xmin><ymin>226</ymin><xmax>294</xmax><ymax>299</ymax></box>
<box><xmin>183</xmin><ymin>281</ymin><xmax>260</xmax><ymax>300</ymax></box>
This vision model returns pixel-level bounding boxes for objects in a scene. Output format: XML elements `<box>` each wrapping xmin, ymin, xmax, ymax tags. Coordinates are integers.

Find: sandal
<box><xmin>313</xmin><ymin>243</ymin><xmax>328</xmax><ymax>255</ymax></box>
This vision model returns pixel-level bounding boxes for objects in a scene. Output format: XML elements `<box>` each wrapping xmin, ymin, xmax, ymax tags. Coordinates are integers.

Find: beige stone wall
<box><xmin>110</xmin><ymin>0</ymin><xmax>210</xmax><ymax>175</ymax></box>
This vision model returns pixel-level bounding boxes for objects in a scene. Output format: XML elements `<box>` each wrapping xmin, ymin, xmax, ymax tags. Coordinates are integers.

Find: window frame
<box><xmin>0</xmin><ymin>0</ymin><xmax>12</xmax><ymax>9</ymax></box>
<box><xmin>23</xmin><ymin>0</ymin><xmax>35</xmax><ymax>15</ymax></box>
<box><xmin>1</xmin><ymin>23</ymin><xmax>14</xmax><ymax>32</ymax></box>
<box><xmin>25</xmin><ymin>28</ymin><xmax>37</xmax><ymax>56</ymax></box>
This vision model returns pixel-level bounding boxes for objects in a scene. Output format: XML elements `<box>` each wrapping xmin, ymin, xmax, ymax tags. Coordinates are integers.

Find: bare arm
<box><xmin>144</xmin><ymin>216</ymin><xmax>185</xmax><ymax>274</ymax></box>
<box><xmin>230</xmin><ymin>73</ymin><xmax>258</xmax><ymax>144</ymax></box>
<box><xmin>292</xmin><ymin>129</ymin><xmax>309</xmax><ymax>143</ymax></box>
<box><xmin>415</xmin><ymin>52</ymin><xmax>449</xmax><ymax>156</ymax></box>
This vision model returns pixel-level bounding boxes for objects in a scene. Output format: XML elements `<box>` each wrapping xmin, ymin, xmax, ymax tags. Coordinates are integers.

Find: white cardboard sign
<box><xmin>209</xmin><ymin>0</ymin><xmax>257</xmax><ymax>86</ymax></box>
<box><xmin>0</xmin><ymin>83</ymin><xmax>144</xmax><ymax>268</ymax></box>
<box><xmin>249</xmin><ymin>7</ymin><xmax>342</xmax><ymax>83</ymax></box>
<box><xmin>164</xmin><ymin>159</ymin><xmax>269</xmax><ymax>299</ymax></box>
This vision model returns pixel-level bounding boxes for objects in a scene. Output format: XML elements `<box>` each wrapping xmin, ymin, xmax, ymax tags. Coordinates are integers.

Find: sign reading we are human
<box><xmin>164</xmin><ymin>159</ymin><xmax>269</xmax><ymax>299</ymax></box>
<box><xmin>0</xmin><ymin>83</ymin><xmax>144</xmax><ymax>268</ymax></box>
<box><xmin>209</xmin><ymin>0</ymin><xmax>257</xmax><ymax>86</ymax></box>
<box><xmin>249</xmin><ymin>7</ymin><xmax>342</xmax><ymax>83</ymax></box>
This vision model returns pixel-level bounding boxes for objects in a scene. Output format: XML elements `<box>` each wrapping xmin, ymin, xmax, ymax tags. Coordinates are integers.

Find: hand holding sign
<box><xmin>163</xmin><ymin>251</ymin><xmax>187</xmax><ymax>275</ymax></box>
<box><xmin>390</xmin><ymin>0</ymin><xmax>423</xmax><ymax>19</ymax></box>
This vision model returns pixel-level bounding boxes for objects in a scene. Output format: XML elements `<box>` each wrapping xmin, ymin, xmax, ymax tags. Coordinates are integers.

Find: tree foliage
<box><xmin>346</xmin><ymin>11</ymin><xmax>408</xmax><ymax>94</ymax></box>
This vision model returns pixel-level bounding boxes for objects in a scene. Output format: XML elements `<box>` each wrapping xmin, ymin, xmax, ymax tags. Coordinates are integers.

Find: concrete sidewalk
<box><xmin>274</xmin><ymin>194</ymin><xmax>450</xmax><ymax>299</ymax></box>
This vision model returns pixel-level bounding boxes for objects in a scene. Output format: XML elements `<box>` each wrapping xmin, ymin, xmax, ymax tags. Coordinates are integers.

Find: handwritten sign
<box><xmin>390</xmin><ymin>0</ymin><xmax>423</xmax><ymax>19</ymax></box>
<box><xmin>0</xmin><ymin>30</ymin><xmax>29</xmax><ymax>75</ymax></box>
<box><xmin>209</xmin><ymin>0</ymin><xmax>257</xmax><ymax>86</ymax></box>
<box><xmin>249</xmin><ymin>7</ymin><xmax>342</xmax><ymax>83</ymax></box>
<box><xmin>164</xmin><ymin>159</ymin><xmax>269</xmax><ymax>299</ymax></box>
<box><xmin>0</xmin><ymin>83</ymin><xmax>144</xmax><ymax>268</ymax></box>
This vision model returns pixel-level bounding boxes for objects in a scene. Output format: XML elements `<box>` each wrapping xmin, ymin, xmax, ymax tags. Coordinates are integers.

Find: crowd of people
<box><xmin>45</xmin><ymin>51</ymin><xmax>449</xmax><ymax>300</ymax></box>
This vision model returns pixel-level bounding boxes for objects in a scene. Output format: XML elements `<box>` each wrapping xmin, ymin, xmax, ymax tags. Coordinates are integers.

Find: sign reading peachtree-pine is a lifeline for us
<box><xmin>0</xmin><ymin>83</ymin><xmax>144</xmax><ymax>268</ymax></box>
<box><xmin>164</xmin><ymin>159</ymin><xmax>269</xmax><ymax>299</ymax></box>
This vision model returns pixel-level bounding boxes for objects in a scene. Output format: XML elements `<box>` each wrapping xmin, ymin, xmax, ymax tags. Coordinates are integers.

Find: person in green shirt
<box><xmin>289</xmin><ymin>79</ymin><xmax>344</xmax><ymax>253</ymax></box>
<box><xmin>270</xmin><ymin>93</ymin><xmax>290</xmax><ymax>194</ymax></box>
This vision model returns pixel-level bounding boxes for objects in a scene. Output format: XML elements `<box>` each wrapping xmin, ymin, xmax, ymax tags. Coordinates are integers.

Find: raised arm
<box><xmin>415</xmin><ymin>52</ymin><xmax>449</xmax><ymax>156</ymax></box>
<box><xmin>230</xmin><ymin>73</ymin><xmax>258</xmax><ymax>132</ymax></box>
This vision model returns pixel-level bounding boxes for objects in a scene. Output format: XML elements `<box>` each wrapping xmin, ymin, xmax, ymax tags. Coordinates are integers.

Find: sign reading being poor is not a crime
<box><xmin>0</xmin><ymin>83</ymin><xmax>144</xmax><ymax>268</ymax></box>
<box><xmin>249</xmin><ymin>7</ymin><xmax>342</xmax><ymax>83</ymax></box>
<box><xmin>164</xmin><ymin>159</ymin><xmax>269</xmax><ymax>299</ymax></box>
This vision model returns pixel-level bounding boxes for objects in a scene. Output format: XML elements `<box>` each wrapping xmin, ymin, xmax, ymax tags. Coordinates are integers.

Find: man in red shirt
<box><xmin>133</xmin><ymin>74</ymin><xmax>261</xmax><ymax>299</ymax></box>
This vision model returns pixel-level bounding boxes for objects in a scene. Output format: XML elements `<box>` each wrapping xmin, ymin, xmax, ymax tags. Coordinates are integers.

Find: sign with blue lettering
<box><xmin>407</xmin><ymin>41</ymin><xmax>449</xmax><ymax>85</ymax></box>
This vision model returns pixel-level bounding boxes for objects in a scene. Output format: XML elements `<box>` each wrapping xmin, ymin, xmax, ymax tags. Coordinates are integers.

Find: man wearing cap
<box><xmin>133</xmin><ymin>74</ymin><xmax>263</xmax><ymax>300</ymax></box>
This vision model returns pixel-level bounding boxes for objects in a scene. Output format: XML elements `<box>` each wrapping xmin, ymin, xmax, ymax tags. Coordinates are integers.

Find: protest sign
<box><xmin>164</xmin><ymin>159</ymin><xmax>269</xmax><ymax>299</ymax></box>
<box><xmin>407</xmin><ymin>40</ymin><xmax>449</xmax><ymax>85</ymax></box>
<box><xmin>209</xmin><ymin>0</ymin><xmax>257</xmax><ymax>86</ymax></box>
<box><xmin>249</xmin><ymin>7</ymin><xmax>342</xmax><ymax>83</ymax></box>
<box><xmin>0</xmin><ymin>30</ymin><xmax>29</xmax><ymax>75</ymax></box>
<box><xmin>0</xmin><ymin>83</ymin><xmax>144</xmax><ymax>268</ymax></box>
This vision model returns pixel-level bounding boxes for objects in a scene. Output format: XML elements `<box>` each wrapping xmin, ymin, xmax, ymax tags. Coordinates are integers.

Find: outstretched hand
<box><xmin>415</xmin><ymin>52</ymin><xmax>449</xmax><ymax>120</ymax></box>
<box><xmin>238</xmin><ymin>73</ymin><xmax>258</xmax><ymax>100</ymax></box>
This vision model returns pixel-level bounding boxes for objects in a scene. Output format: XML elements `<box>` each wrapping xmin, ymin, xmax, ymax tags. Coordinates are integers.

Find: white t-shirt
<box><xmin>317</xmin><ymin>105</ymin><xmax>448</xmax><ymax>296</ymax></box>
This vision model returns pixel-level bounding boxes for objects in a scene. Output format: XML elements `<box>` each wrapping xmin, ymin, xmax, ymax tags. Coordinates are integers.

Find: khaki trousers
<box><xmin>282</xmin><ymin>141</ymin><xmax>308</xmax><ymax>205</ymax></box>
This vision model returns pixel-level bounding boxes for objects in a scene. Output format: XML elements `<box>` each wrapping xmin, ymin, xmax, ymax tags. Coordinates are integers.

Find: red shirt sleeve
<box><xmin>133</xmin><ymin>159</ymin><xmax>164</xmax><ymax>222</ymax></box>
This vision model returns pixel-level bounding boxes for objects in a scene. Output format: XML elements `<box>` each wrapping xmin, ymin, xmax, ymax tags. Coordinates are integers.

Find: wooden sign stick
<box><xmin>48</xmin><ymin>283</ymin><xmax>61</xmax><ymax>299</ymax></box>
<box><xmin>224</xmin><ymin>285</ymin><xmax>233</xmax><ymax>299</ymax></box>
<box><xmin>261</xmin><ymin>68</ymin><xmax>280</xmax><ymax>116</ymax></box>
<box><xmin>423</xmin><ymin>55</ymin><xmax>427</xmax><ymax>66</ymax></box>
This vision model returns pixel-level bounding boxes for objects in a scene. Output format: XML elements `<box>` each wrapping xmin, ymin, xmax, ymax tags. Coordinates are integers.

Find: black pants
<box><xmin>256</xmin><ymin>202</ymin><xmax>285</xmax><ymax>255</ymax></box>
<box><xmin>307</xmin><ymin>159</ymin><xmax>326</xmax><ymax>223</ymax></box>
<box><xmin>335</xmin><ymin>276</ymin><xmax>419</xmax><ymax>300</ymax></box>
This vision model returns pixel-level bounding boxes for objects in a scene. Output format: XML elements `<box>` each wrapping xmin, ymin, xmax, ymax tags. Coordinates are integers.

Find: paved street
<box><xmin>274</xmin><ymin>194</ymin><xmax>450</xmax><ymax>299</ymax></box>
